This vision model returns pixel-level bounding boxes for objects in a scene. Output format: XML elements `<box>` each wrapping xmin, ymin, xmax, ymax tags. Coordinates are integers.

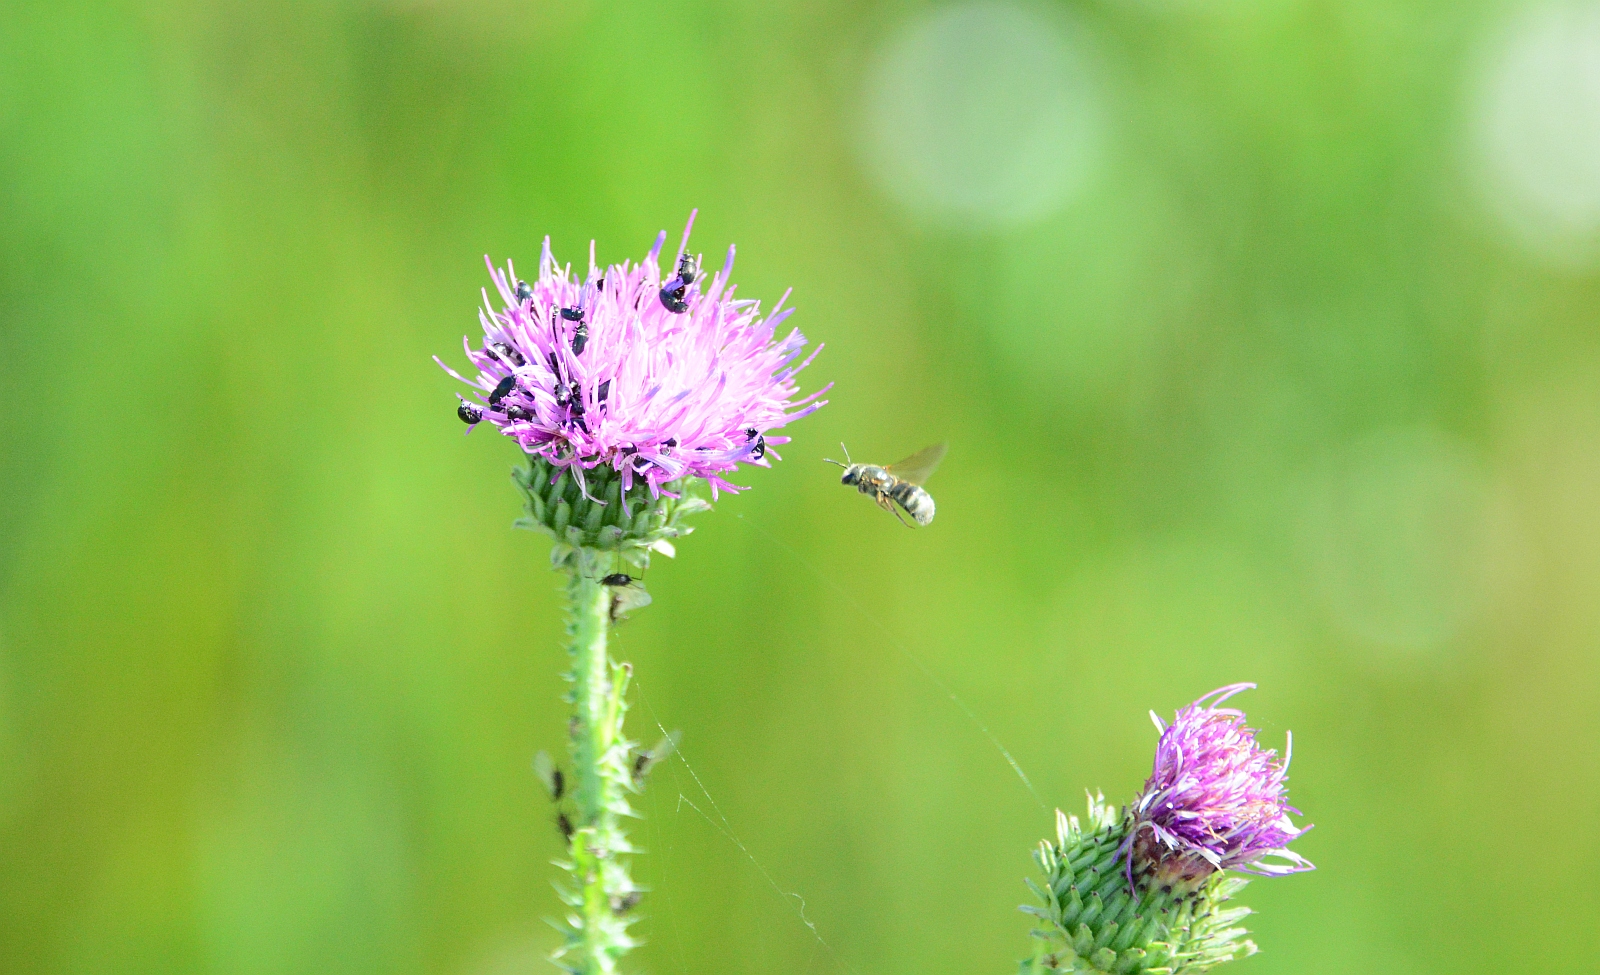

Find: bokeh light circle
<box><xmin>1298</xmin><ymin>426</ymin><xmax>1497</xmax><ymax>665</ymax></box>
<box><xmin>1468</xmin><ymin>2</ymin><xmax>1600</xmax><ymax>266</ymax></box>
<box><xmin>858</xmin><ymin>1</ymin><xmax>1105</xmax><ymax>228</ymax></box>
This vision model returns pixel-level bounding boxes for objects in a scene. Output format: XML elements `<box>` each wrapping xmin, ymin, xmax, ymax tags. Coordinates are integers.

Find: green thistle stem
<box><xmin>569</xmin><ymin>570</ymin><xmax>615</xmax><ymax>835</ymax></box>
<box><xmin>512</xmin><ymin>455</ymin><xmax>710</xmax><ymax>974</ymax></box>
<box><xmin>561</xmin><ymin>569</ymin><xmax>638</xmax><ymax>975</ymax></box>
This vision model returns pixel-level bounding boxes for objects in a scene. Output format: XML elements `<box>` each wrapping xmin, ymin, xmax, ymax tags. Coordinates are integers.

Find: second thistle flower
<box><xmin>1024</xmin><ymin>685</ymin><xmax>1312</xmax><ymax>975</ymax></box>
<box><xmin>1124</xmin><ymin>683</ymin><xmax>1314</xmax><ymax>896</ymax></box>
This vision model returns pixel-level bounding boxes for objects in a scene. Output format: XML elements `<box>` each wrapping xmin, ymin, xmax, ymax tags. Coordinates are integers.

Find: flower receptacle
<box><xmin>1022</xmin><ymin>795</ymin><xmax>1258</xmax><ymax>975</ymax></box>
<box><xmin>514</xmin><ymin>454</ymin><xmax>711</xmax><ymax>573</ymax></box>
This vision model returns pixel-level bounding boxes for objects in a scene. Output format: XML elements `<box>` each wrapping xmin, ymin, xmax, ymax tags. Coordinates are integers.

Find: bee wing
<box><xmin>885</xmin><ymin>442</ymin><xmax>947</xmax><ymax>486</ymax></box>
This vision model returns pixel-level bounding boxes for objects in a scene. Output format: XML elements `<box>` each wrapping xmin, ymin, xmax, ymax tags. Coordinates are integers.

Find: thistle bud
<box><xmin>1124</xmin><ymin>683</ymin><xmax>1313</xmax><ymax>894</ymax></box>
<box><xmin>1022</xmin><ymin>685</ymin><xmax>1311</xmax><ymax>974</ymax></box>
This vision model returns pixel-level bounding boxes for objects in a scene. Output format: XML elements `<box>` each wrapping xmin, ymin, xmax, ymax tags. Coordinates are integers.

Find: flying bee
<box><xmin>825</xmin><ymin>442</ymin><xmax>946</xmax><ymax>527</ymax></box>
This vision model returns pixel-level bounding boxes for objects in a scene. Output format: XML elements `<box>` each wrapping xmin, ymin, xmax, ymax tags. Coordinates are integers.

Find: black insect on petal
<box><xmin>560</xmin><ymin>306</ymin><xmax>585</xmax><ymax>322</ymax></box>
<box><xmin>504</xmin><ymin>405</ymin><xmax>532</xmax><ymax>421</ymax></box>
<box><xmin>597</xmin><ymin>380</ymin><xmax>611</xmax><ymax>405</ymax></box>
<box><xmin>659</xmin><ymin>278</ymin><xmax>689</xmax><ymax>314</ymax></box>
<box><xmin>514</xmin><ymin>280</ymin><xmax>534</xmax><ymax>303</ymax></box>
<box><xmin>458</xmin><ymin>402</ymin><xmax>483</xmax><ymax>425</ymax></box>
<box><xmin>751</xmin><ymin>435</ymin><xmax>766</xmax><ymax>460</ymax></box>
<box><xmin>489</xmin><ymin>342</ymin><xmax>525</xmax><ymax>367</ymax></box>
<box><xmin>567</xmin><ymin>383</ymin><xmax>587</xmax><ymax>433</ymax></box>
<box><xmin>571</xmin><ymin>321</ymin><xmax>588</xmax><ymax>356</ymax></box>
<box><xmin>488</xmin><ymin>375</ymin><xmax>516</xmax><ymax>406</ymax></box>
<box><xmin>554</xmin><ymin>383</ymin><xmax>571</xmax><ymax>408</ymax></box>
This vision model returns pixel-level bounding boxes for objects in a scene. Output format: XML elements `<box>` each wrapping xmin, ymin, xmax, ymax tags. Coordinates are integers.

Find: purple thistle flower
<box><xmin>1123</xmin><ymin>683</ymin><xmax>1313</xmax><ymax>893</ymax></box>
<box><xmin>436</xmin><ymin>211</ymin><xmax>830</xmax><ymax>501</ymax></box>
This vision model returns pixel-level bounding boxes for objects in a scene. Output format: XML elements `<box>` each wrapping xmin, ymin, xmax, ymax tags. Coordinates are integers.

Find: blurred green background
<box><xmin>4</xmin><ymin>0</ymin><xmax>1599</xmax><ymax>972</ymax></box>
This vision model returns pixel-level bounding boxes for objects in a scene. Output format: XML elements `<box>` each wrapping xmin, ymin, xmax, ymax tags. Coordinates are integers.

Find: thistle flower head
<box><xmin>436</xmin><ymin>211</ymin><xmax>830</xmax><ymax>502</ymax></box>
<box><xmin>1025</xmin><ymin>687</ymin><xmax>1312</xmax><ymax>974</ymax></box>
<box><xmin>1125</xmin><ymin>683</ymin><xmax>1313</xmax><ymax>892</ymax></box>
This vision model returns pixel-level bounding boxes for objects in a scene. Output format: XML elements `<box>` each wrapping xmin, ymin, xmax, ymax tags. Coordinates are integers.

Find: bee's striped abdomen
<box><xmin>888</xmin><ymin>481</ymin><xmax>936</xmax><ymax>526</ymax></box>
